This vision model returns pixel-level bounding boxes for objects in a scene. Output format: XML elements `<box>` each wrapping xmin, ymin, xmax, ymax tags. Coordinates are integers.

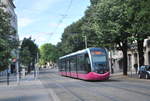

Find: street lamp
<box><xmin>16</xmin><ymin>41</ymin><xmax>22</xmax><ymax>84</ymax></box>
<box><xmin>83</xmin><ymin>35</ymin><xmax>87</xmax><ymax>49</ymax></box>
<box><xmin>16</xmin><ymin>48</ymin><xmax>19</xmax><ymax>84</ymax></box>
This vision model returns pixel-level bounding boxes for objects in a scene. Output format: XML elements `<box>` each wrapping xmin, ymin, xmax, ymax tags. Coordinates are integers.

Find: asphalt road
<box><xmin>39</xmin><ymin>68</ymin><xmax>150</xmax><ymax>101</ymax></box>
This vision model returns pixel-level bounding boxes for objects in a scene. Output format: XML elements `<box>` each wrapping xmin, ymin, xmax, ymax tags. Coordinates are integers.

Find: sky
<box><xmin>14</xmin><ymin>0</ymin><xmax>90</xmax><ymax>46</ymax></box>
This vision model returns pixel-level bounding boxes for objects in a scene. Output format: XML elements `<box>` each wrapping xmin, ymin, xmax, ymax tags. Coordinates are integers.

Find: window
<box><xmin>70</xmin><ymin>56</ymin><xmax>77</xmax><ymax>72</ymax></box>
<box><xmin>66</xmin><ymin>59</ymin><xmax>70</xmax><ymax>72</ymax></box>
<box><xmin>58</xmin><ymin>60</ymin><xmax>62</xmax><ymax>71</ymax></box>
<box><xmin>85</xmin><ymin>53</ymin><xmax>91</xmax><ymax>73</ymax></box>
<box><xmin>146</xmin><ymin>66</ymin><xmax>150</xmax><ymax>71</ymax></box>
<box><xmin>90</xmin><ymin>50</ymin><xmax>107</xmax><ymax>63</ymax></box>
<box><xmin>61</xmin><ymin>60</ymin><xmax>66</xmax><ymax>72</ymax></box>
<box><xmin>77</xmin><ymin>54</ymin><xmax>85</xmax><ymax>72</ymax></box>
<box><xmin>92</xmin><ymin>55</ymin><xmax>106</xmax><ymax>63</ymax></box>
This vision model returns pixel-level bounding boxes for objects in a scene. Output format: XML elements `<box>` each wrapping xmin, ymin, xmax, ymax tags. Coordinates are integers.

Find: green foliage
<box><xmin>39</xmin><ymin>43</ymin><xmax>58</xmax><ymax>64</ymax></box>
<box><xmin>0</xmin><ymin>8</ymin><xmax>18</xmax><ymax>71</ymax></box>
<box><xmin>56</xmin><ymin>0</ymin><xmax>149</xmax><ymax>74</ymax></box>
<box><xmin>20</xmin><ymin>47</ymin><xmax>32</xmax><ymax>66</ymax></box>
<box><xmin>60</xmin><ymin>19</ymin><xmax>85</xmax><ymax>55</ymax></box>
<box><xmin>128</xmin><ymin>0</ymin><xmax>150</xmax><ymax>39</ymax></box>
<box><xmin>127</xmin><ymin>0</ymin><xmax>150</xmax><ymax>66</ymax></box>
<box><xmin>20</xmin><ymin>37</ymin><xmax>38</xmax><ymax>67</ymax></box>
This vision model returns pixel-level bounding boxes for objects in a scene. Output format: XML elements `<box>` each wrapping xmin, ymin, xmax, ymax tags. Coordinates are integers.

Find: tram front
<box><xmin>87</xmin><ymin>48</ymin><xmax>110</xmax><ymax>80</ymax></box>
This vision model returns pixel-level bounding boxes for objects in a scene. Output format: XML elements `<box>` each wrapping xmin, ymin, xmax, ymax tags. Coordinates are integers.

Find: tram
<box><xmin>58</xmin><ymin>48</ymin><xmax>110</xmax><ymax>80</ymax></box>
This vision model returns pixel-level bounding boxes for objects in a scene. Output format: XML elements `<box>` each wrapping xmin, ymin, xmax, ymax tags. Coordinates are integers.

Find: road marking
<box><xmin>39</xmin><ymin>79</ymin><xmax>61</xmax><ymax>101</ymax></box>
<box><xmin>48</xmin><ymin>88</ymin><xmax>61</xmax><ymax>101</ymax></box>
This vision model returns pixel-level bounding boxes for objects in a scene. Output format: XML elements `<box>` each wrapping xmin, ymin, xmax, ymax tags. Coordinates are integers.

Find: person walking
<box><xmin>134</xmin><ymin>64</ymin><xmax>138</xmax><ymax>74</ymax></box>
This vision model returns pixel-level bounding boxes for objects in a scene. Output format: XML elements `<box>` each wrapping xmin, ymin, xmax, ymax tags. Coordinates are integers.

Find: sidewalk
<box><xmin>0</xmin><ymin>73</ymin><xmax>51</xmax><ymax>101</ymax></box>
<box><xmin>0</xmin><ymin>74</ymin><xmax>17</xmax><ymax>86</ymax></box>
<box><xmin>110</xmin><ymin>71</ymin><xmax>145</xmax><ymax>81</ymax></box>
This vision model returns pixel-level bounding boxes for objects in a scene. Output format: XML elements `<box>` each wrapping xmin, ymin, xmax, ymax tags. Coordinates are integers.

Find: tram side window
<box><xmin>58</xmin><ymin>60</ymin><xmax>62</xmax><ymax>71</ymax></box>
<box><xmin>85</xmin><ymin>53</ymin><xmax>91</xmax><ymax>73</ymax></box>
<box><xmin>61</xmin><ymin>60</ymin><xmax>65</xmax><ymax>72</ymax></box>
<box><xmin>66</xmin><ymin>59</ymin><xmax>70</xmax><ymax>72</ymax></box>
<box><xmin>70</xmin><ymin>56</ymin><xmax>77</xmax><ymax>72</ymax></box>
<box><xmin>78</xmin><ymin>55</ymin><xmax>85</xmax><ymax>72</ymax></box>
<box><xmin>73</xmin><ymin>56</ymin><xmax>77</xmax><ymax>72</ymax></box>
<box><xmin>70</xmin><ymin>57</ymin><xmax>73</xmax><ymax>72</ymax></box>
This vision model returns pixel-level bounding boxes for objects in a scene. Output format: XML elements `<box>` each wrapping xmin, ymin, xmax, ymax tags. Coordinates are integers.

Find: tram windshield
<box><xmin>91</xmin><ymin>50</ymin><xmax>107</xmax><ymax>63</ymax></box>
<box><xmin>90</xmin><ymin>50</ymin><xmax>109</xmax><ymax>73</ymax></box>
<box><xmin>92</xmin><ymin>55</ymin><xmax>106</xmax><ymax>63</ymax></box>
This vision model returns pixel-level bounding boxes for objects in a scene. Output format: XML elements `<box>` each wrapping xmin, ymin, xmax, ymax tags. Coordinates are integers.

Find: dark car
<box><xmin>138</xmin><ymin>65</ymin><xmax>150</xmax><ymax>79</ymax></box>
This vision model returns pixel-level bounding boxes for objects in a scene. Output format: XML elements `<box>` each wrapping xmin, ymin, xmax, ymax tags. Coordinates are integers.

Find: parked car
<box><xmin>138</xmin><ymin>65</ymin><xmax>150</xmax><ymax>79</ymax></box>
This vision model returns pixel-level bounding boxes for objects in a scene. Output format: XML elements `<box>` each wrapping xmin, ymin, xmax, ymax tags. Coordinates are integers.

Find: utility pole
<box><xmin>83</xmin><ymin>35</ymin><xmax>87</xmax><ymax>49</ymax></box>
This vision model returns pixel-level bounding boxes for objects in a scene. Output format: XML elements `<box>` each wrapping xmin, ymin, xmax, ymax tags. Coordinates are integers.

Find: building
<box><xmin>109</xmin><ymin>50</ymin><xmax>123</xmax><ymax>73</ymax></box>
<box><xmin>111</xmin><ymin>37</ymin><xmax>150</xmax><ymax>73</ymax></box>
<box><xmin>128</xmin><ymin>37</ymin><xmax>150</xmax><ymax>71</ymax></box>
<box><xmin>0</xmin><ymin>0</ymin><xmax>18</xmax><ymax>73</ymax></box>
<box><xmin>0</xmin><ymin>0</ymin><xmax>18</xmax><ymax>40</ymax></box>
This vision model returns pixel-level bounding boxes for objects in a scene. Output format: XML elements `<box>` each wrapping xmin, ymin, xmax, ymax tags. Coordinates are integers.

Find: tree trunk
<box><xmin>122</xmin><ymin>40</ymin><xmax>128</xmax><ymax>75</ymax></box>
<box><xmin>118</xmin><ymin>40</ymin><xmax>128</xmax><ymax>76</ymax></box>
<box><xmin>137</xmin><ymin>39</ymin><xmax>144</xmax><ymax>66</ymax></box>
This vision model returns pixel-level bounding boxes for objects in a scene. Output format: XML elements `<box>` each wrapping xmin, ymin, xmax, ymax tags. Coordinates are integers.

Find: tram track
<box><xmin>52</xmin><ymin>69</ymin><xmax>150</xmax><ymax>97</ymax></box>
<box><xmin>50</xmin><ymin>74</ymin><xmax>124</xmax><ymax>101</ymax></box>
<box><xmin>52</xmin><ymin>71</ymin><xmax>150</xmax><ymax>99</ymax></box>
<box><xmin>40</xmin><ymin>69</ymin><xmax>150</xmax><ymax>101</ymax></box>
<box><xmin>83</xmin><ymin>81</ymin><xmax>150</xmax><ymax>97</ymax></box>
<box><xmin>40</xmin><ymin>74</ymin><xmax>85</xmax><ymax>101</ymax></box>
<box><xmin>47</xmin><ymin>73</ymin><xmax>123</xmax><ymax>101</ymax></box>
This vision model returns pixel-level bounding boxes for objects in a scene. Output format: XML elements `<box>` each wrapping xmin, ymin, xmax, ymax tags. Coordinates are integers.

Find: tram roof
<box><xmin>59</xmin><ymin>47</ymin><xmax>105</xmax><ymax>60</ymax></box>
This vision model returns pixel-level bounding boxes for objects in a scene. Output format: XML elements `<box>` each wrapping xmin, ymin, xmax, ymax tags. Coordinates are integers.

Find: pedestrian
<box><xmin>111</xmin><ymin>63</ymin><xmax>114</xmax><ymax>74</ymax></box>
<box><xmin>134</xmin><ymin>64</ymin><xmax>138</xmax><ymax>74</ymax></box>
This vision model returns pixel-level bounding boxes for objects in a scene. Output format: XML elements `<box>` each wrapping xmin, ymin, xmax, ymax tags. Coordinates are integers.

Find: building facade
<box><xmin>128</xmin><ymin>37</ymin><xmax>150</xmax><ymax>71</ymax></box>
<box><xmin>0</xmin><ymin>0</ymin><xmax>18</xmax><ymax>40</ymax></box>
<box><xmin>0</xmin><ymin>0</ymin><xmax>18</xmax><ymax>73</ymax></box>
<box><xmin>111</xmin><ymin>37</ymin><xmax>150</xmax><ymax>73</ymax></box>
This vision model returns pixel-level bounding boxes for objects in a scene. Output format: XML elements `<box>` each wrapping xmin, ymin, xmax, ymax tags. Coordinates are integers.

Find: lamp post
<box><xmin>7</xmin><ymin>61</ymin><xmax>11</xmax><ymax>86</ymax></box>
<box><xmin>83</xmin><ymin>35</ymin><xmax>87</xmax><ymax>49</ymax></box>
<box><xmin>16</xmin><ymin>41</ymin><xmax>22</xmax><ymax>84</ymax></box>
<box><xmin>16</xmin><ymin>48</ymin><xmax>19</xmax><ymax>84</ymax></box>
<box><xmin>35</xmin><ymin>52</ymin><xmax>39</xmax><ymax>79</ymax></box>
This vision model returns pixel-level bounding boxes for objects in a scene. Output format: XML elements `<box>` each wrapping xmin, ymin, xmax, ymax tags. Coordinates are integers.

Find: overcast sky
<box><xmin>15</xmin><ymin>0</ymin><xmax>90</xmax><ymax>46</ymax></box>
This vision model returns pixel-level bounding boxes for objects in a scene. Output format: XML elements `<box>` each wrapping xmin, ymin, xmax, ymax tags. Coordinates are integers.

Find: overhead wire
<box><xmin>49</xmin><ymin>0</ymin><xmax>73</xmax><ymax>38</ymax></box>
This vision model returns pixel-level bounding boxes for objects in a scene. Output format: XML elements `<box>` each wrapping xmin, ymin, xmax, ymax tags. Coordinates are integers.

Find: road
<box><xmin>39</xmin><ymin>68</ymin><xmax>150</xmax><ymax>101</ymax></box>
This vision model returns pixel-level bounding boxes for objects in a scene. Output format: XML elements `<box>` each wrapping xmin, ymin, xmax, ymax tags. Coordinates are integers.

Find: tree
<box><xmin>39</xmin><ymin>43</ymin><xmax>58</xmax><ymax>65</ymax></box>
<box><xmin>0</xmin><ymin>8</ymin><xmax>18</xmax><ymax>71</ymax></box>
<box><xmin>57</xmin><ymin>0</ymin><xmax>149</xmax><ymax>75</ymax></box>
<box><xmin>128</xmin><ymin>0</ymin><xmax>150</xmax><ymax>66</ymax></box>
<box><xmin>20</xmin><ymin>47</ymin><xmax>32</xmax><ymax>67</ymax></box>
<box><xmin>81</xmin><ymin>5</ymin><xmax>103</xmax><ymax>48</ymax></box>
<box><xmin>20</xmin><ymin>37</ymin><xmax>38</xmax><ymax>73</ymax></box>
<box><xmin>82</xmin><ymin>0</ymin><xmax>132</xmax><ymax>75</ymax></box>
<box><xmin>60</xmin><ymin>19</ymin><xmax>85</xmax><ymax>55</ymax></box>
